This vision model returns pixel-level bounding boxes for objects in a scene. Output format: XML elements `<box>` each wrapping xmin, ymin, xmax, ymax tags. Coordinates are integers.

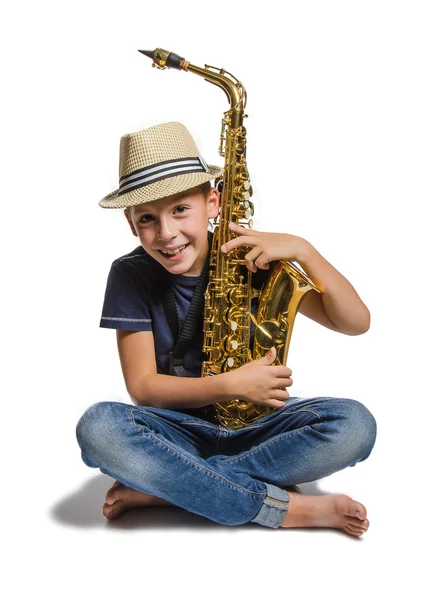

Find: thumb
<box><xmin>258</xmin><ymin>346</ymin><xmax>276</xmax><ymax>364</ymax></box>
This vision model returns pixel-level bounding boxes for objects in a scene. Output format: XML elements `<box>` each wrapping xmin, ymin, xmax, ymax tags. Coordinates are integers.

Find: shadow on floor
<box><xmin>50</xmin><ymin>474</ymin><xmax>330</xmax><ymax>531</ymax></box>
<box><xmin>51</xmin><ymin>474</ymin><xmax>234</xmax><ymax>530</ymax></box>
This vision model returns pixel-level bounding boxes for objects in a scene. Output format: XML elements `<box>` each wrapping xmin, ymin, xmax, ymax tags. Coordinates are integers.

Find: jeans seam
<box><xmin>178</xmin><ymin>421</ymin><xmax>220</xmax><ymax>429</ymax></box>
<box><xmin>216</xmin><ymin>426</ymin><xmax>223</xmax><ymax>454</ymax></box>
<box><xmin>282</xmin><ymin>408</ymin><xmax>323</xmax><ymax>421</ymax></box>
<box><xmin>224</xmin><ymin>423</ymin><xmax>265</xmax><ymax>431</ymax></box>
<box><xmin>216</xmin><ymin>423</ymin><xmax>320</xmax><ymax>465</ymax></box>
<box><xmin>129</xmin><ymin>410</ymin><xmax>265</xmax><ymax>499</ymax></box>
<box><xmin>222</xmin><ymin>407</ymin><xmax>323</xmax><ymax>433</ymax></box>
<box><xmin>128</xmin><ymin>407</ymin><xmax>139</xmax><ymax>431</ymax></box>
<box><xmin>178</xmin><ymin>421</ymin><xmax>265</xmax><ymax>431</ymax></box>
<box><xmin>130</xmin><ymin>408</ymin><xmax>220</xmax><ymax>431</ymax></box>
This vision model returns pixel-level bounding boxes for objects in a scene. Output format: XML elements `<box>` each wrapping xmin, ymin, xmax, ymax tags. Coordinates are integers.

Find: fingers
<box><xmin>272</xmin><ymin>366</ymin><xmax>293</xmax><ymax>377</ymax></box>
<box><xmin>229</xmin><ymin>221</ymin><xmax>257</xmax><ymax>235</ymax></box>
<box><xmin>264</xmin><ymin>399</ymin><xmax>287</xmax><ymax>409</ymax></box>
<box><xmin>244</xmin><ymin>248</ymin><xmax>260</xmax><ymax>272</ymax></box>
<box><xmin>250</xmin><ymin>395</ymin><xmax>287</xmax><ymax>409</ymax></box>
<box><xmin>221</xmin><ymin>235</ymin><xmax>253</xmax><ymax>254</ymax></box>
<box><xmin>273</xmin><ymin>388</ymin><xmax>290</xmax><ymax>401</ymax></box>
<box><xmin>221</xmin><ymin>231</ymin><xmax>270</xmax><ymax>272</ymax></box>
<box><xmin>244</xmin><ymin>247</ymin><xmax>266</xmax><ymax>272</ymax></box>
<box><xmin>253</xmin><ymin>387</ymin><xmax>289</xmax><ymax>409</ymax></box>
<box><xmin>277</xmin><ymin>377</ymin><xmax>293</xmax><ymax>388</ymax></box>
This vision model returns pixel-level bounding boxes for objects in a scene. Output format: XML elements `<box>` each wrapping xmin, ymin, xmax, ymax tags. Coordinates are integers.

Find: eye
<box><xmin>139</xmin><ymin>214</ymin><xmax>154</xmax><ymax>224</ymax></box>
<box><xmin>138</xmin><ymin>205</ymin><xmax>188</xmax><ymax>224</ymax></box>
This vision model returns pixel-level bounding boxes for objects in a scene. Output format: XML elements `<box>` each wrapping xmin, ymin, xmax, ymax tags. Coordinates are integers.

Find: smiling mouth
<box><xmin>158</xmin><ymin>243</ymin><xmax>190</xmax><ymax>257</ymax></box>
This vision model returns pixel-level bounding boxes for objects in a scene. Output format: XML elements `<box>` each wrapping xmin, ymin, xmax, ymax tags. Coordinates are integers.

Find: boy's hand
<box><xmin>221</xmin><ymin>222</ymin><xmax>307</xmax><ymax>273</ymax></box>
<box><xmin>226</xmin><ymin>347</ymin><xmax>293</xmax><ymax>409</ymax></box>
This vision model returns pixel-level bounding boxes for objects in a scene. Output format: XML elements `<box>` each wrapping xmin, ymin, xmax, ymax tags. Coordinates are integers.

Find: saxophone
<box><xmin>140</xmin><ymin>48</ymin><xmax>321</xmax><ymax>430</ymax></box>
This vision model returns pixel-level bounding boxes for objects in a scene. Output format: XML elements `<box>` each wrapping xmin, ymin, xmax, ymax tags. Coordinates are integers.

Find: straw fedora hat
<box><xmin>99</xmin><ymin>121</ymin><xmax>223</xmax><ymax>209</ymax></box>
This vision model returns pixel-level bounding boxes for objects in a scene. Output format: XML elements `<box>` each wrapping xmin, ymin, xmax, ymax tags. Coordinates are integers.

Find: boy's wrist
<box><xmin>214</xmin><ymin>370</ymin><xmax>239</xmax><ymax>402</ymax></box>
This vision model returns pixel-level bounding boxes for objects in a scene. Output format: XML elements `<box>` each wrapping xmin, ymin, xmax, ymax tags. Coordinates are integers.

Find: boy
<box><xmin>76</xmin><ymin>122</ymin><xmax>377</xmax><ymax>536</ymax></box>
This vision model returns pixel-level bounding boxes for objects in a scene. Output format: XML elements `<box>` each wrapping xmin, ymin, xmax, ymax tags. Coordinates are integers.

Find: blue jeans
<box><xmin>76</xmin><ymin>396</ymin><xmax>376</xmax><ymax>528</ymax></box>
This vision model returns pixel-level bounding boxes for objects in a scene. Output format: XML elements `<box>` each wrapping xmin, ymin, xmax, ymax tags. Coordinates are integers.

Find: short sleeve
<box><xmin>99</xmin><ymin>264</ymin><xmax>152</xmax><ymax>331</ymax></box>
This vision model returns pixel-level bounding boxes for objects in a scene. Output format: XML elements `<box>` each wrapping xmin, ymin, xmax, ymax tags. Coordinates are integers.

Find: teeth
<box><xmin>162</xmin><ymin>244</ymin><xmax>187</xmax><ymax>256</ymax></box>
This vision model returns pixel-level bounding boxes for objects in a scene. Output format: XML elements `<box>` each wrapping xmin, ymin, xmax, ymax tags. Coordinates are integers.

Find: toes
<box><xmin>105</xmin><ymin>483</ymin><xmax>125</xmax><ymax>505</ymax></box>
<box><xmin>347</xmin><ymin>517</ymin><xmax>369</xmax><ymax>530</ymax></box>
<box><xmin>346</xmin><ymin>518</ymin><xmax>369</xmax><ymax>536</ymax></box>
<box><xmin>344</xmin><ymin>524</ymin><xmax>365</xmax><ymax>537</ymax></box>
<box><xmin>105</xmin><ymin>490</ymin><xmax>120</xmax><ymax>506</ymax></box>
<box><xmin>103</xmin><ymin>502</ymin><xmax>123</xmax><ymax>520</ymax></box>
<box><xmin>344</xmin><ymin>502</ymin><xmax>367</xmax><ymax>520</ymax></box>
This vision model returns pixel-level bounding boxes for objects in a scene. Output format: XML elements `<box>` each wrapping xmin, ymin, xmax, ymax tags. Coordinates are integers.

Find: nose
<box><xmin>156</xmin><ymin>215</ymin><xmax>177</xmax><ymax>241</ymax></box>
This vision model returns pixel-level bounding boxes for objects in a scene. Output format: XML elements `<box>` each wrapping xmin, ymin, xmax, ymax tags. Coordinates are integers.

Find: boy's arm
<box><xmin>116</xmin><ymin>330</ymin><xmax>234</xmax><ymax>409</ymax></box>
<box><xmin>295</xmin><ymin>241</ymin><xmax>370</xmax><ymax>336</ymax></box>
<box><xmin>221</xmin><ymin>223</ymin><xmax>370</xmax><ymax>336</ymax></box>
<box><xmin>135</xmin><ymin>371</ymin><xmax>233</xmax><ymax>409</ymax></box>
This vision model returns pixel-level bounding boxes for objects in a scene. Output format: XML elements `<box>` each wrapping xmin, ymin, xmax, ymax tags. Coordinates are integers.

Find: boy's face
<box><xmin>124</xmin><ymin>187</ymin><xmax>220</xmax><ymax>277</ymax></box>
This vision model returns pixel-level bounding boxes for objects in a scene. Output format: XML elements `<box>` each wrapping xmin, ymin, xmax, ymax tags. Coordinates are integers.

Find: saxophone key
<box><xmin>203</xmin><ymin>306</ymin><xmax>213</xmax><ymax>321</ymax></box>
<box><xmin>225</xmin><ymin>307</ymin><xmax>243</xmax><ymax>330</ymax></box>
<box><xmin>236</xmin><ymin>143</ymin><xmax>245</xmax><ymax>155</ymax></box>
<box><xmin>224</xmin><ymin>335</ymin><xmax>240</xmax><ymax>354</ymax></box>
<box><xmin>222</xmin><ymin>356</ymin><xmax>242</xmax><ymax>372</ymax></box>
<box><xmin>227</xmin><ymin>286</ymin><xmax>245</xmax><ymax>305</ymax></box>
<box><xmin>234</xmin><ymin>185</ymin><xmax>250</xmax><ymax>201</ymax></box>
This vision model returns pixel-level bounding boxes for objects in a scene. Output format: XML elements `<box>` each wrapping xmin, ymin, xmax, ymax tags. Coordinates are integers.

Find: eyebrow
<box><xmin>134</xmin><ymin>207</ymin><xmax>153</xmax><ymax>216</ymax></box>
<box><xmin>133</xmin><ymin>193</ymin><xmax>192</xmax><ymax>217</ymax></box>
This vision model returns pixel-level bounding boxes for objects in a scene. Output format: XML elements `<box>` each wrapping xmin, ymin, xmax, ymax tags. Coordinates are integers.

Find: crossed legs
<box><xmin>77</xmin><ymin>397</ymin><xmax>376</xmax><ymax>536</ymax></box>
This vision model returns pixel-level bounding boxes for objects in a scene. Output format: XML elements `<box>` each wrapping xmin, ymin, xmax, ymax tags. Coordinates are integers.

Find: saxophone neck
<box><xmin>185</xmin><ymin>63</ymin><xmax>244</xmax><ymax>127</ymax></box>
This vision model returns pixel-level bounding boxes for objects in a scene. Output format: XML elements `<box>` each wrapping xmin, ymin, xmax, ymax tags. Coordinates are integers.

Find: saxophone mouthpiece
<box><xmin>138</xmin><ymin>48</ymin><xmax>185</xmax><ymax>70</ymax></box>
<box><xmin>138</xmin><ymin>50</ymin><xmax>155</xmax><ymax>60</ymax></box>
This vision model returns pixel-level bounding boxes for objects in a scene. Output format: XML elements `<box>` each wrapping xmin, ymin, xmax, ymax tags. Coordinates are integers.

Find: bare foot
<box><xmin>280</xmin><ymin>492</ymin><xmax>369</xmax><ymax>537</ymax></box>
<box><xmin>103</xmin><ymin>480</ymin><xmax>173</xmax><ymax>520</ymax></box>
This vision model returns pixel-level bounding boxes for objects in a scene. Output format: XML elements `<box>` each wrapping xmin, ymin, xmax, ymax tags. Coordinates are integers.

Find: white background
<box><xmin>2</xmin><ymin>1</ymin><xmax>430</xmax><ymax>598</ymax></box>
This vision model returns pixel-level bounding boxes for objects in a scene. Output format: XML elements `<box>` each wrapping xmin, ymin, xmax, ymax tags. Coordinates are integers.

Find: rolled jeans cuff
<box><xmin>250</xmin><ymin>483</ymin><xmax>290</xmax><ymax>528</ymax></box>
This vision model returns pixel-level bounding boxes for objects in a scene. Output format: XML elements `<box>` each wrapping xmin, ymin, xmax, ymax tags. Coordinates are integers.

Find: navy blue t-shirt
<box><xmin>100</xmin><ymin>230</ymin><xmax>274</xmax><ymax>418</ymax></box>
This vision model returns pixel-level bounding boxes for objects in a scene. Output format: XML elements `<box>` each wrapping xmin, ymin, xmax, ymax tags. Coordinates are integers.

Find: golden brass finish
<box><xmin>151</xmin><ymin>48</ymin><xmax>171</xmax><ymax>69</ymax></box>
<box><xmin>143</xmin><ymin>49</ymin><xmax>321</xmax><ymax>430</ymax></box>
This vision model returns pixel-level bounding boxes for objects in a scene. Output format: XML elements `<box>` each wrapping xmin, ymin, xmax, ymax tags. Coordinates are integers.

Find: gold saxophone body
<box><xmin>141</xmin><ymin>48</ymin><xmax>321</xmax><ymax>430</ymax></box>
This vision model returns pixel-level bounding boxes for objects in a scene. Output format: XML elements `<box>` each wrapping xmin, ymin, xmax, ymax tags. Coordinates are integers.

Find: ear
<box><xmin>124</xmin><ymin>208</ymin><xmax>139</xmax><ymax>237</ymax></box>
<box><xmin>207</xmin><ymin>188</ymin><xmax>220</xmax><ymax>220</ymax></box>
